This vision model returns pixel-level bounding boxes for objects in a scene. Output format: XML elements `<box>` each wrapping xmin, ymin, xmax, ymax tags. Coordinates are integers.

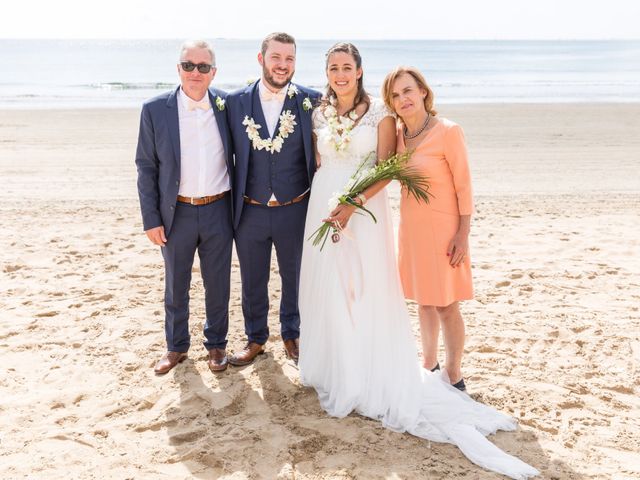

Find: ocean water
<box><xmin>1</xmin><ymin>39</ymin><xmax>639</xmax><ymax>108</ymax></box>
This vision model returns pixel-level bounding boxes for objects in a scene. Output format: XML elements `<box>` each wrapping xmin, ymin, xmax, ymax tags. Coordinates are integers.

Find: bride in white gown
<box><xmin>298</xmin><ymin>43</ymin><xmax>539</xmax><ymax>479</ymax></box>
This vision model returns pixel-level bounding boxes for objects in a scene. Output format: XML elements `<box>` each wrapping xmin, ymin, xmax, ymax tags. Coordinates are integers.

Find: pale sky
<box><xmin>2</xmin><ymin>0</ymin><xmax>639</xmax><ymax>40</ymax></box>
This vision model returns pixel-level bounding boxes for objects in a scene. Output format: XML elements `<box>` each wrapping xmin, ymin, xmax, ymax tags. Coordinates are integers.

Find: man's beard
<box><xmin>262</xmin><ymin>64</ymin><xmax>294</xmax><ymax>90</ymax></box>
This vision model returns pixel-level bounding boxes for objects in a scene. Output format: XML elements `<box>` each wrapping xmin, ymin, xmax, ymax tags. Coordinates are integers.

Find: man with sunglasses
<box><xmin>226</xmin><ymin>32</ymin><xmax>321</xmax><ymax>366</ymax></box>
<box><xmin>135</xmin><ymin>40</ymin><xmax>234</xmax><ymax>375</ymax></box>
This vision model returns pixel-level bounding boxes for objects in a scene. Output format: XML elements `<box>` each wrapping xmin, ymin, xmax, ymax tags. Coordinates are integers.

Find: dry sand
<box><xmin>1</xmin><ymin>103</ymin><xmax>639</xmax><ymax>479</ymax></box>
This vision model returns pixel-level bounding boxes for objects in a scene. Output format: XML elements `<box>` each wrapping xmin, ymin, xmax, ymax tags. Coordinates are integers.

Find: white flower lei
<box><xmin>242</xmin><ymin>110</ymin><xmax>297</xmax><ymax>154</ymax></box>
<box><xmin>323</xmin><ymin>104</ymin><xmax>360</xmax><ymax>152</ymax></box>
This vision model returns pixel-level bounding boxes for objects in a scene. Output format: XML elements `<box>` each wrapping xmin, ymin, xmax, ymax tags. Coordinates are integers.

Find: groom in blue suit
<box><xmin>135</xmin><ymin>40</ymin><xmax>234</xmax><ymax>374</ymax></box>
<box><xmin>226</xmin><ymin>33</ymin><xmax>321</xmax><ymax>365</ymax></box>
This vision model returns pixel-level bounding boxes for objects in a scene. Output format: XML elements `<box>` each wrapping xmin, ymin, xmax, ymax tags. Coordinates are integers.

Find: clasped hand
<box><xmin>323</xmin><ymin>203</ymin><xmax>356</xmax><ymax>230</ymax></box>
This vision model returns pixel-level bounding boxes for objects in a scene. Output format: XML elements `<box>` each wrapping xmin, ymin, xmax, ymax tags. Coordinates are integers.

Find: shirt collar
<box><xmin>179</xmin><ymin>87</ymin><xmax>210</xmax><ymax>109</ymax></box>
<box><xmin>258</xmin><ymin>79</ymin><xmax>289</xmax><ymax>98</ymax></box>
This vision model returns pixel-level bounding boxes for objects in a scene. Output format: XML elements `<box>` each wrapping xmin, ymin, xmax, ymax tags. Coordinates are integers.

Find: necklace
<box><xmin>403</xmin><ymin>113</ymin><xmax>431</xmax><ymax>140</ymax></box>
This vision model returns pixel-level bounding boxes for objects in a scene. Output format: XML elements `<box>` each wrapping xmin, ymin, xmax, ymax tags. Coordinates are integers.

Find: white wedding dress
<box><xmin>298</xmin><ymin>99</ymin><xmax>539</xmax><ymax>479</ymax></box>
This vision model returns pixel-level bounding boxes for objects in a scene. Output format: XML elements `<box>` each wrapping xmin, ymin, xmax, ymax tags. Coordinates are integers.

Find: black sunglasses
<box><xmin>180</xmin><ymin>61</ymin><xmax>214</xmax><ymax>74</ymax></box>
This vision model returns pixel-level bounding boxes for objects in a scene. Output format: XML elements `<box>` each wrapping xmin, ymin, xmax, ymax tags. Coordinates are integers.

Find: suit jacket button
<box><xmin>170</xmin><ymin>205</ymin><xmax>174</xmax><ymax>210</ymax></box>
<box><xmin>175</xmin><ymin>181</ymin><xmax>179</xmax><ymax>186</ymax></box>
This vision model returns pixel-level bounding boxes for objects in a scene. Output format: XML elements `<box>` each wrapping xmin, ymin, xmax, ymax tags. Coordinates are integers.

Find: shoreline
<box><xmin>3</xmin><ymin>98</ymin><xmax>640</xmax><ymax>111</ymax></box>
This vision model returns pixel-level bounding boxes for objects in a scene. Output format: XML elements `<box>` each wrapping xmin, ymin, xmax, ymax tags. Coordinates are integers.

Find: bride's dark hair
<box><xmin>322</xmin><ymin>42</ymin><xmax>370</xmax><ymax>115</ymax></box>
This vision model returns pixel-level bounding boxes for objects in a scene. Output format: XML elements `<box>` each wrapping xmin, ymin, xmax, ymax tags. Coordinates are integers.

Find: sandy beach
<box><xmin>1</xmin><ymin>103</ymin><xmax>639</xmax><ymax>479</ymax></box>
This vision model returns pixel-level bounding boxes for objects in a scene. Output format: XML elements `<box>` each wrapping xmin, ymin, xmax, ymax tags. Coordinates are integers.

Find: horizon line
<box><xmin>1</xmin><ymin>37</ymin><xmax>639</xmax><ymax>42</ymax></box>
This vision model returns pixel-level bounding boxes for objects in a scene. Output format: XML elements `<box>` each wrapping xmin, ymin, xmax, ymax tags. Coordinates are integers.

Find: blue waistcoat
<box><xmin>245</xmin><ymin>92</ymin><xmax>309</xmax><ymax>203</ymax></box>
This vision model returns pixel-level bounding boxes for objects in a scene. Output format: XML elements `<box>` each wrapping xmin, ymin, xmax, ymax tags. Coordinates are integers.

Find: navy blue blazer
<box><xmin>135</xmin><ymin>86</ymin><xmax>234</xmax><ymax>235</ymax></box>
<box><xmin>226</xmin><ymin>82</ymin><xmax>321</xmax><ymax>229</ymax></box>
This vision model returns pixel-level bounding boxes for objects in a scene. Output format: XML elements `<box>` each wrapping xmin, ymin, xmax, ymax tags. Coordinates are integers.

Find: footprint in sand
<box><xmin>570</xmin><ymin>325</ymin><xmax>589</xmax><ymax>334</ymax></box>
<box><xmin>3</xmin><ymin>264</ymin><xmax>24</xmax><ymax>273</ymax></box>
<box><xmin>476</xmin><ymin>345</ymin><xmax>496</xmax><ymax>353</ymax></box>
<box><xmin>89</xmin><ymin>294</ymin><xmax>113</xmax><ymax>302</ymax></box>
<box><xmin>605</xmin><ymin>384</ymin><xmax>634</xmax><ymax>395</ymax></box>
<box><xmin>168</xmin><ymin>428</ymin><xmax>207</xmax><ymax>445</ymax></box>
<box><xmin>558</xmin><ymin>398</ymin><xmax>586</xmax><ymax>409</ymax></box>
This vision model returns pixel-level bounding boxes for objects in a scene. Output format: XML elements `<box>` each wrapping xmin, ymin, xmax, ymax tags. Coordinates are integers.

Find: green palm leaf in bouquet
<box><xmin>309</xmin><ymin>150</ymin><xmax>431</xmax><ymax>250</ymax></box>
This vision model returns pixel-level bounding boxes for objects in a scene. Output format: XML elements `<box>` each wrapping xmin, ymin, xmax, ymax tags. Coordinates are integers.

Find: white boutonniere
<box><xmin>215</xmin><ymin>96</ymin><xmax>225</xmax><ymax>111</ymax></box>
<box><xmin>302</xmin><ymin>97</ymin><xmax>313</xmax><ymax>112</ymax></box>
<box><xmin>242</xmin><ymin>110</ymin><xmax>297</xmax><ymax>154</ymax></box>
<box><xmin>287</xmin><ymin>84</ymin><xmax>299</xmax><ymax>98</ymax></box>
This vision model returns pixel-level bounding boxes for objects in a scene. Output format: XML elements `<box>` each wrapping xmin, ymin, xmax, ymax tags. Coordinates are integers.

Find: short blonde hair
<box><xmin>381</xmin><ymin>66</ymin><xmax>437</xmax><ymax>116</ymax></box>
<box><xmin>179</xmin><ymin>40</ymin><xmax>216</xmax><ymax>66</ymax></box>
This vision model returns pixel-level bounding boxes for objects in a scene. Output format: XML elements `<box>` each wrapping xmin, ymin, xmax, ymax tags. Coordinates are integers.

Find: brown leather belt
<box><xmin>243</xmin><ymin>191</ymin><xmax>309</xmax><ymax>207</ymax></box>
<box><xmin>177</xmin><ymin>190</ymin><xmax>229</xmax><ymax>206</ymax></box>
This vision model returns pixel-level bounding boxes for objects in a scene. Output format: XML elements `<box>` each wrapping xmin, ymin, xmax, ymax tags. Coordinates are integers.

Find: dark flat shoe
<box><xmin>430</xmin><ymin>362</ymin><xmax>440</xmax><ymax>372</ymax></box>
<box><xmin>452</xmin><ymin>378</ymin><xmax>466</xmax><ymax>392</ymax></box>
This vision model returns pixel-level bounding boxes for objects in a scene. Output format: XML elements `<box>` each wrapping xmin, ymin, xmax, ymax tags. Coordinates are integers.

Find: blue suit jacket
<box><xmin>226</xmin><ymin>82</ymin><xmax>321</xmax><ymax>229</ymax></box>
<box><xmin>135</xmin><ymin>86</ymin><xmax>234</xmax><ymax>235</ymax></box>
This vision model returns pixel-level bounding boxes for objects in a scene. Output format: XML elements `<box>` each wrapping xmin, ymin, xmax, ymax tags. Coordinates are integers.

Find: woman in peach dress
<box><xmin>382</xmin><ymin>66</ymin><xmax>473</xmax><ymax>391</ymax></box>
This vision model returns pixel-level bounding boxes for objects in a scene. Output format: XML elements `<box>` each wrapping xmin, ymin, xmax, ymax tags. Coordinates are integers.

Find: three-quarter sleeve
<box><xmin>444</xmin><ymin>123</ymin><xmax>474</xmax><ymax>216</ymax></box>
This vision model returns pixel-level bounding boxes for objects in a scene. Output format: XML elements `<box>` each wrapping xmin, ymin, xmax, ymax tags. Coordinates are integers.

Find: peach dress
<box><xmin>398</xmin><ymin>117</ymin><xmax>474</xmax><ymax>307</ymax></box>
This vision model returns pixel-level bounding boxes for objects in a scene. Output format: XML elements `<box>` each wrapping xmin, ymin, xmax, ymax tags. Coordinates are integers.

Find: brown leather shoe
<box><xmin>154</xmin><ymin>351</ymin><xmax>188</xmax><ymax>374</ymax></box>
<box><xmin>228</xmin><ymin>342</ymin><xmax>265</xmax><ymax>366</ymax></box>
<box><xmin>207</xmin><ymin>348</ymin><xmax>228</xmax><ymax>372</ymax></box>
<box><xmin>283</xmin><ymin>338</ymin><xmax>299</xmax><ymax>364</ymax></box>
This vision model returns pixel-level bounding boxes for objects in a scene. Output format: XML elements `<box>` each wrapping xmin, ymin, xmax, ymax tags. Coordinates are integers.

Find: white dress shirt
<box><xmin>258</xmin><ymin>80</ymin><xmax>292</xmax><ymax>202</ymax></box>
<box><xmin>177</xmin><ymin>88</ymin><xmax>230</xmax><ymax>197</ymax></box>
<box><xmin>258</xmin><ymin>79</ymin><xmax>288</xmax><ymax>137</ymax></box>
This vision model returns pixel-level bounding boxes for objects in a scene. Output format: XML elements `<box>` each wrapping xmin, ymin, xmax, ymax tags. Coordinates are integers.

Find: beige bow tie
<box><xmin>187</xmin><ymin>99</ymin><xmax>211</xmax><ymax>111</ymax></box>
<box><xmin>260</xmin><ymin>88</ymin><xmax>286</xmax><ymax>102</ymax></box>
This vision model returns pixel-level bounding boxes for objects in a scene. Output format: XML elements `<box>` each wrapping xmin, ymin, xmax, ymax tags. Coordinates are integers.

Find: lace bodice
<box><xmin>313</xmin><ymin>98</ymin><xmax>393</xmax><ymax>169</ymax></box>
